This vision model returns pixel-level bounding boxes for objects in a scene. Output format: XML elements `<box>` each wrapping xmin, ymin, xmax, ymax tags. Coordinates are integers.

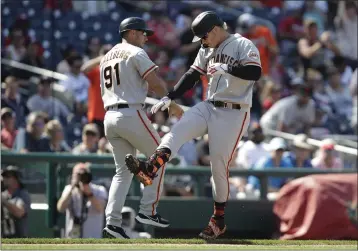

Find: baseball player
<box><xmin>101</xmin><ymin>17</ymin><xmax>183</xmax><ymax>239</ymax></box>
<box><xmin>125</xmin><ymin>11</ymin><xmax>262</xmax><ymax>239</ymax></box>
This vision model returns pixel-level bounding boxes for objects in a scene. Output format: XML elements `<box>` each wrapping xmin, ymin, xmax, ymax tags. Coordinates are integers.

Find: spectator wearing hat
<box><xmin>72</xmin><ymin>123</ymin><xmax>100</xmax><ymax>155</ymax></box>
<box><xmin>1</xmin><ymin>108</ymin><xmax>17</xmax><ymax>150</ymax></box>
<box><xmin>57</xmin><ymin>163</ymin><xmax>107</xmax><ymax>238</ymax></box>
<box><xmin>247</xmin><ymin>137</ymin><xmax>293</xmax><ymax>192</ymax></box>
<box><xmin>284</xmin><ymin>134</ymin><xmax>314</xmax><ymax>168</ymax></box>
<box><xmin>27</xmin><ymin>77</ymin><xmax>71</xmax><ymax>124</ymax></box>
<box><xmin>1</xmin><ymin>166</ymin><xmax>31</xmax><ymax>238</ymax></box>
<box><xmin>260</xmin><ymin>84</ymin><xmax>316</xmax><ymax>135</ymax></box>
<box><xmin>311</xmin><ymin>139</ymin><xmax>343</xmax><ymax>170</ymax></box>
<box><xmin>1</xmin><ymin>76</ymin><xmax>28</xmax><ymax>128</ymax></box>
<box><xmin>13</xmin><ymin>112</ymin><xmax>50</xmax><ymax>153</ymax></box>
<box><xmin>236</xmin><ymin>13</ymin><xmax>279</xmax><ymax>77</ymax></box>
<box><xmin>236</xmin><ymin>123</ymin><xmax>270</xmax><ymax>169</ymax></box>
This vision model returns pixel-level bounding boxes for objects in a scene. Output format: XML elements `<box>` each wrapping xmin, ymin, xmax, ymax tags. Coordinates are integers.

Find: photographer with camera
<box><xmin>57</xmin><ymin>163</ymin><xmax>108</xmax><ymax>238</ymax></box>
<box><xmin>1</xmin><ymin>166</ymin><xmax>31</xmax><ymax>238</ymax></box>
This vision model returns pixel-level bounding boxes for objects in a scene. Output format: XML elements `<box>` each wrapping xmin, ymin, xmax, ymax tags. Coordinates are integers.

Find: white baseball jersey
<box><xmin>191</xmin><ymin>33</ymin><xmax>261</xmax><ymax>106</ymax></box>
<box><xmin>100</xmin><ymin>43</ymin><xmax>158</xmax><ymax>109</ymax></box>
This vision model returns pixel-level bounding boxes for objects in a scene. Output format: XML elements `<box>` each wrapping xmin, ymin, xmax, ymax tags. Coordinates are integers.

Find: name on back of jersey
<box><xmin>102</xmin><ymin>49</ymin><xmax>131</xmax><ymax>64</ymax></box>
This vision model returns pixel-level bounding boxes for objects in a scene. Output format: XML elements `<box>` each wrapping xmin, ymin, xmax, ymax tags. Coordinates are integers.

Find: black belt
<box><xmin>209</xmin><ymin>101</ymin><xmax>241</xmax><ymax>110</ymax></box>
<box><xmin>106</xmin><ymin>104</ymin><xmax>130</xmax><ymax>111</ymax></box>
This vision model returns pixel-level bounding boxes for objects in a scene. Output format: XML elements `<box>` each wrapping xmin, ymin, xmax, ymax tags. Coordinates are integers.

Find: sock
<box><xmin>213</xmin><ymin>201</ymin><xmax>226</xmax><ymax>220</ymax></box>
<box><xmin>147</xmin><ymin>147</ymin><xmax>171</xmax><ymax>174</ymax></box>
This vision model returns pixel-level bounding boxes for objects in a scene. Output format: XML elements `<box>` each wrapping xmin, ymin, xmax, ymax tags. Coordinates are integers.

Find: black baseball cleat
<box><xmin>135</xmin><ymin>213</ymin><xmax>170</xmax><ymax>228</ymax></box>
<box><xmin>103</xmin><ymin>225</ymin><xmax>130</xmax><ymax>239</ymax></box>
<box><xmin>125</xmin><ymin>154</ymin><xmax>154</xmax><ymax>186</ymax></box>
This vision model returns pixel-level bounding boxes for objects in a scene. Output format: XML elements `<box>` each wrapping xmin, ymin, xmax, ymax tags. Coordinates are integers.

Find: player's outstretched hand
<box><xmin>207</xmin><ymin>63</ymin><xmax>228</xmax><ymax>76</ymax></box>
<box><xmin>151</xmin><ymin>96</ymin><xmax>172</xmax><ymax>114</ymax></box>
<box><xmin>168</xmin><ymin>102</ymin><xmax>184</xmax><ymax>119</ymax></box>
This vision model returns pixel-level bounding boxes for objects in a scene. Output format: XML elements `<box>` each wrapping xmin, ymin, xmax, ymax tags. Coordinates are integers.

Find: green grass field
<box><xmin>1</xmin><ymin>239</ymin><xmax>357</xmax><ymax>250</ymax></box>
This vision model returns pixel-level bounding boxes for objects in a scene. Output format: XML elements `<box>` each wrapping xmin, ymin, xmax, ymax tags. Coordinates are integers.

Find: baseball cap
<box><xmin>237</xmin><ymin>13</ymin><xmax>256</xmax><ymax>32</ymax></box>
<box><xmin>269</xmin><ymin>137</ymin><xmax>287</xmax><ymax>151</ymax></box>
<box><xmin>83</xmin><ymin>123</ymin><xmax>99</xmax><ymax>136</ymax></box>
<box><xmin>321</xmin><ymin>139</ymin><xmax>336</xmax><ymax>150</ymax></box>
<box><xmin>1</xmin><ymin>165</ymin><xmax>22</xmax><ymax>180</ymax></box>
<box><xmin>1</xmin><ymin>108</ymin><xmax>15</xmax><ymax>120</ymax></box>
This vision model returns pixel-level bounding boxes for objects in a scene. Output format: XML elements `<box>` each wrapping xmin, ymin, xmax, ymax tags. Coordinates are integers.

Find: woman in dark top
<box><xmin>298</xmin><ymin>20</ymin><xmax>341</xmax><ymax>79</ymax></box>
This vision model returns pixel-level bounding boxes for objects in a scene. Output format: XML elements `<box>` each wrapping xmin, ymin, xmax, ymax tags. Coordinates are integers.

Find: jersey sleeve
<box><xmin>238</xmin><ymin>39</ymin><xmax>262</xmax><ymax>68</ymax></box>
<box><xmin>133</xmin><ymin>50</ymin><xmax>159</xmax><ymax>80</ymax></box>
<box><xmin>190</xmin><ymin>48</ymin><xmax>207</xmax><ymax>75</ymax></box>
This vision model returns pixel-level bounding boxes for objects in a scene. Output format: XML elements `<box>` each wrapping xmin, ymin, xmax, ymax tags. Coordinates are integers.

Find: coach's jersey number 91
<box><xmin>103</xmin><ymin>63</ymin><xmax>120</xmax><ymax>89</ymax></box>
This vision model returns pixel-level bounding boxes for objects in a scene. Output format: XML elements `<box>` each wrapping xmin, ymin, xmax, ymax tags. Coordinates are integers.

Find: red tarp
<box><xmin>273</xmin><ymin>174</ymin><xmax>358</xmax><ymax>240</ymax></box>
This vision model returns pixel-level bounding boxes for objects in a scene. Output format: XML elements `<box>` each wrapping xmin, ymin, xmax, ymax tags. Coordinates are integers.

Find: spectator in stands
<box><xmin>97</xmin><ymin>137</ymin><xmax>111</xmax><ymax>155</ymax></box>
<box><xmin>15</xmin><ymin>42</ymin><xmax>44</xmax><ymax>80</ymax></box>
<box><xmin>4</xmin><ymin>28</ymin><xmax>26</xmax><ymax>62</ymax></box>
<box><xmin>13</xmin><ymin>112</ymin><xmax>50</xmax><ymax>152</ymax></box>
<box><xmin>332</xmin><ymin>56</ymin><xmax>354</xmax><ymax>88</ymax></box>
<box><xmin>236</xmin><ymin>123</ymin><xmax>270</xmax><ymax>169</ymax></box>
<box><xmin>1</xmin><ymin>108</ymin><xmax>17</xmax><ymax>150</ymax></box>
<box><xmin>325</xmin><ymin>67</ymin><xmax>353</xmax><ymax>122</ymax></box>
<box><xmin>146</xmin><ymin>6</ymin><xmax>180</xmax><ymax>50</ymax></box>
<box><xmin>66</xmin><ymin>102</ymin><xmax>88</xmax><ymax>148</ymax></box>
<box><xmin>196</xmin><ymin>134</ymin><xmax>210</xmax><ymax>167</ymax></box>
<box><xmin>1</xmin><ymin>76</ymin><xmax>28</xmax><ymax>128</ymax></box>
<box><xmin>284</xmin><ymin>134</ymin><xmax>314</xmax><ymax>168</ymax></box>
<box><xmin>45</xmin><ymin>120</ymin><xmax>71</xmax><ymax>152</ymax></box>
<box><xmin>350</xmin><ymin>69</ymin><xmax>357</xmax><ymax>134</ymax></box>
<box><xmin>72</xmin><ymin>123</ymin><xmax>99</xmax><ymax>154</ymax></box>
<box><xmin>247</xmin><ymin>137</ymin><xmax>293</xmax><ymax>193</ymax></box>
<box><xmin>83</xmin><ymin>37</ymin><xmax>102</xmax><ymax>63</ymax></box>
<box><xmin>312</xmin><ymin>139</ymin><xmax>343</xmax><ymax>169</ymax></box>
<box><xmin>56</xmin><ymin>45</ymin><xmax>78</xmax><ymax>75</ymax></box>
<box><xmin>260</xmin><ymin>79</ymin><xmax>282</xmax><ymax>113</ymax></box>
<box><xmin>334</xmin><ymin>1</ymin><xmax>358</xmax><ymax>70</ymax></box>
<box><xmin>278</xmin><ymin>6</ymin><xmax>305</xmax><ymax>56</ymax></box>
<box><xmin>260</xmin><ymin>84</ymin><xmax>315</xmax><ymax>135</ymax></box>
<box><xmin>298</xmin><ymin>19</ymin><xmax>340</xmax><ymax>79</ymax></box>
<box><xmin>1</xmin><ymin>166</ymin><xmax>31</xmax><ymax>238</ymax></box>
<box><xmin>236</xmin><ymin>13</ymin><xmax>279</xmax><ymax>78</ymax></box>
<box><xmin>57</xmin><ymin>163</ymin><xmax>108</xmax><ymax>238</ymax></box>
<box><xmin>59</xmin><ymin>55</ymin><xmax>90</xmax><ymax>104</ymax></box>
<box><xmin>27</xmin><ymin>77</ymin><xmax>71</xmax><ymax>124</ymax></box>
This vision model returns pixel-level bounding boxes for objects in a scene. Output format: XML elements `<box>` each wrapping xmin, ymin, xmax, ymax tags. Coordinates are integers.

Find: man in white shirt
<box><xmin>260</xmin><ymin>84</ymin><xmax>315</xmax><ymax>135</ymax></box>
<box><xmin>236</xmin><ymin>123</ymin><xmax>270</xmax><ymax>169</ymax></box>
<box><xmin>57</xmin><ymin>163</ymin><xmax>108</xmax><ymax>238</ymax></box>
<box><xmin>59</xmin><ymin>55</ymin><xmax>90</xmax><ymax>103</ymax></box>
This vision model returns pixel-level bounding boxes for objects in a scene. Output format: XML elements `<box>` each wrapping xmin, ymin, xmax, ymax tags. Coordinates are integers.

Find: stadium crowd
<box><xmin>1</xmin><ymin>1</ymin><xmax>357</xmax><ymax>197</ymax></box>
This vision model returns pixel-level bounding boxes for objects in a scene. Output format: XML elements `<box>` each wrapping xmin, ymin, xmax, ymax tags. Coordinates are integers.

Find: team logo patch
<box><xmin>248</xmin><ymin>51</ymin><xmax>258</xmax><ymax>59</ymax></box>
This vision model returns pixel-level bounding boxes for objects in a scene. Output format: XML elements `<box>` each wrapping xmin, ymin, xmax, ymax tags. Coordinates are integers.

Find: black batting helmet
<box><xmin>191</xmin><ymin>11</ymin><xmax>224</xmax><ymax>42</ymax></box>
<box><xmin>119</xmin><ymin>17</ymin><xmax>154</xmax><ymax>36</ymax></box>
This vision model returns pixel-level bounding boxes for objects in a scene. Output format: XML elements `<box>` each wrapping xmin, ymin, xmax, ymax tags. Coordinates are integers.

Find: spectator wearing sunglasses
<box><xmin>311</xmin><ymin>139</ymin><xmax>343</xmax><ymax>169</ymax></box>
<box><xmin>72</xmin><ymin>123</ymin><xmax>100</xmax><ymax>155</ymax></box>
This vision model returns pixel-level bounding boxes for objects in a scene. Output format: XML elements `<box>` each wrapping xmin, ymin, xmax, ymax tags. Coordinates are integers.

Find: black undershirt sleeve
<box><xmin>227</xmin><ymin>65</ymin><xmax>262</xmax><ymax>81</ymax></box>
<box><xmin>167</xmin><ymin>68</ymin><xmax>202</xmax><ymax>100</ymax></box>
